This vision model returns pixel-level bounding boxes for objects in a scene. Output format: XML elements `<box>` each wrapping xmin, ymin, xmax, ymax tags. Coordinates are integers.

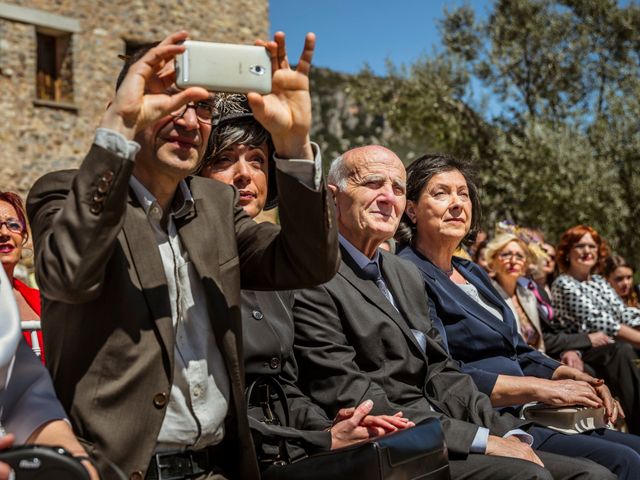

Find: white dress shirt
<box><xmin>96</xmin><ymin>128</ymin><xmax>321</xmax><ymax>452</ymax></box>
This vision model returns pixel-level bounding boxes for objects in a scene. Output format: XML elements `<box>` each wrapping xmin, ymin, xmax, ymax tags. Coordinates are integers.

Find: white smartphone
<box><xmin>175</xmin><ymin>40</ymin><xmax>271</xmax><ymax>94</ymax></box>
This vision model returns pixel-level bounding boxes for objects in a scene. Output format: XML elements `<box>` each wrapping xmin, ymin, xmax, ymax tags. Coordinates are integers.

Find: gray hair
<box><xmin>327</xmin><ymin>154</ymin><xmax>350</xmax><ymax>190</ymax></box>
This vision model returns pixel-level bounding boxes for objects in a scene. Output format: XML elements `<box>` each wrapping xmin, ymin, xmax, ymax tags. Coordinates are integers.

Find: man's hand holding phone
<box><xmin>100</xmin><ymin>29</ymin><xmax>316</xmax><ymax>160</ymax></box>
<box><xmin>249</xmin><ymin>32</ymin><xmax>315</xmax><ymax>160</ymax></box>
<box><xmin>100</xmin><ymin>31</ymin><xmax>210</xmax><ymax>141</ymax></box>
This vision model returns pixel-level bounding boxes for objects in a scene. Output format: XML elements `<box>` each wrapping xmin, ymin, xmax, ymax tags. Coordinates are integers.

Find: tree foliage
<box><xmin>347</xmin><ymin>0</ymin><xmax>640</xmax><ymax>267</ymax></box>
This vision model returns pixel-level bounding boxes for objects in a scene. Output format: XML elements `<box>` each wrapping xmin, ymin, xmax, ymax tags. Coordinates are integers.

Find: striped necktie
<box><xmin>362</xmin><ymin>261</ymin><xmax>397</xmax><ymax>310</ymax></box>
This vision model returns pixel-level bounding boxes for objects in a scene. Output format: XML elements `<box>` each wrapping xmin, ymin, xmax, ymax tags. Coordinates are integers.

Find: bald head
<box><xmin>328</xmin><ymin>145</ymin><xmax>400</xmax><ymax>190</ymax></box>
<box><xmin>328</xmin><ymin>145</ymin><xmax>407</xmax><ymax>258</ymax></box>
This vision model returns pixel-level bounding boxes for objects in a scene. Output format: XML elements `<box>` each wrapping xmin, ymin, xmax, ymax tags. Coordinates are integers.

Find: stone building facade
<box><xmin>0</xmin><ymin>0</ymin><xmax>269</xmax><ymax>197</ymax></box>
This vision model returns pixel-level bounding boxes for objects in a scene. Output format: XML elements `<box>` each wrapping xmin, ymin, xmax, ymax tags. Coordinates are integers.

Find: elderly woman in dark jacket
<box><xmin>396</xmin><ymin>153</ymin><xmax>640</xmax><ymax>479</ymax></box>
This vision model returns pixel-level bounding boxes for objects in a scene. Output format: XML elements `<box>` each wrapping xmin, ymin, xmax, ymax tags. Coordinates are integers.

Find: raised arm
<box><xmin>27</xmin><ymin>32</ymin><xmax>209</xmax><ymax>303</ymax></box>
<box><xmin>249</xmin><ymin>32</ymin><xmax>315</xmax><ymax>160</ymax></box>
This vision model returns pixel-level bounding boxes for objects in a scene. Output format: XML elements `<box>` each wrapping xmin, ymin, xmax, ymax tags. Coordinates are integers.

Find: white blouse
<box><xmin>551</xmin><ymin>274</ymin><xmax>640</xmax><ymax>336</ymax></box>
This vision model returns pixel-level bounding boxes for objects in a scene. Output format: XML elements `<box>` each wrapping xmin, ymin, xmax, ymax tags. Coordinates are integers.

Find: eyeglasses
<box><xmin>573</xmin><ymin>243</ymin><xmax>598</xmax><ymax>251</ymax></box>
<box><xmin>0</xmin><ymin>218</ymin><xmax>24</xmax><ymax>234</ymax></box>
<box><xmin>170</xmin><ymin>101</ymin><xmax>217</xmax><ymax>125</ymax></box>
<box><xmin>498</xmin><ymin>252</ymin><xmax>526</xmax><ymax>262</ymax></box>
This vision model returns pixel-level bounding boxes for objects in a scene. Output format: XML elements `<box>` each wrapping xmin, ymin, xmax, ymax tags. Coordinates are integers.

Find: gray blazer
<box><xmin>27</xmin><ymin>144</ymin><xmax>339</xmax><ymax>479</ymax></box>
<box><xmin>293</xmin><ymin>247</ymin><xmax>526</xmax><ymax>457</ymax></box>
<box><xmin>492</xmin><ymin>280</ymin><xmax>547</xmax><ymax>353</ymax></box>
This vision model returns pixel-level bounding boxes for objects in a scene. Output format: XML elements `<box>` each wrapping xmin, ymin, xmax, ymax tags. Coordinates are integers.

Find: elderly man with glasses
<box><xmin>27</xmin><ymin>31</ymin><xmax>339</xmax><ymax>480</ymax></box>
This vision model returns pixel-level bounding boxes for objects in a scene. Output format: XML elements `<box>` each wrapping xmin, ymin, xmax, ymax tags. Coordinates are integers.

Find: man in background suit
<box><xmin>27</xmin><ymin>31</ymin><xmax>339</xmax><ymax>480</ymax></box>
<box><xmin>292</xmin><ymin>145</ymin><xmax>613</xmax><ymax>479</ymax></box>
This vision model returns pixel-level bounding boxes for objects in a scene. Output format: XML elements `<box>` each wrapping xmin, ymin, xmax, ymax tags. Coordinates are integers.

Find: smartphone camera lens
<box><xmin>249</xmin><ymin>65</ymin><xmax>266</xmax><ymax>76</ymax></box>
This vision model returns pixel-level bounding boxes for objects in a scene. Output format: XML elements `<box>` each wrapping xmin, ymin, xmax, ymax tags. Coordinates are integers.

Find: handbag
<box><xmin>262</xmin><ymin>418</ymin><xmax>450</xmax><ymax>480</ymax></box>
<box><xmin>246</xmin><ymin>375</ymin><xmax>296</xmax><ymax>468</ymax></box>
<box><xmin>0</xmin><ymin>445</ymin><xmax>90</xmax><ymax>479</ymax></box>
<box><xmin>246</xmin><ymin>376</ymin><xmax>449</xmax><ymax>479</ymax></box>
<box><xmin>522</xmin><ymin>403</ymin><xmax>608</xmax><ymax>434</ymax></box>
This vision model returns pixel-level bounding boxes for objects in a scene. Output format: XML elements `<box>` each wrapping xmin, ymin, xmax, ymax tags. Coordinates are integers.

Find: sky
<box><xmin>269</xmin><ymin>0</ymin><xmax>491</xmax><ymax>75</ymax></box>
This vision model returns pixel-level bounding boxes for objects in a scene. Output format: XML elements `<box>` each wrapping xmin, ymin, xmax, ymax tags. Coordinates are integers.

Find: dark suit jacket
<box><xmin>293</xmin><ymin>247</ymin><xmax>526</xmax><ymax>457</ymax></box>
<box><xmin>398</xmin><ymin>248</ymin><xmax>559</xmax><ymax>397</ymax></box>
<box><xmin>242</xmin><ymin>290</ymin><xmax>332</xmax><ymax>460</ymax></box>
<box><xmin>26</xmin><ymin>144</ymin><xmax>339</xmax><ymax>479</ymax></box>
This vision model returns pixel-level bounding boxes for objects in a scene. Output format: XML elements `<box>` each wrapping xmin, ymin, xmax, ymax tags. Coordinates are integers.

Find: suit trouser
<box><xmin>532</xmin><ymin>426</ymin><xmax>640</xmax><ymax>480</ymax></box>
<box><xmin>448</xmin><ymin>450</ymin><xmax>614</xmax><ymax>480</ymax></box>
<box><xmin>582</xmin><ymin>341</ymin><xmax>640</xmax><ymax>435</ymax></box>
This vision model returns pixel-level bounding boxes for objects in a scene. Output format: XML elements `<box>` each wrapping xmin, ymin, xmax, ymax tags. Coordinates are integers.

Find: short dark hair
<box><xmin>604</xmin><ymin>254</ymin><xmax>634</xmax><ymax>278</ymax></box>
<box><xmin>200</xmin><ymin>94</ymin><xmax>277</xmax><ymax>209</ymax></box>
<box><xmin>204</xmin><ymin>118</ymin><xmax>273</xmax><ymax>164</ymax></box>
<box><xmin>396</xmin><ymin>153</ymin><xmax>481</xmax><ymax>248</ymax></box>
<box><xmin>0</xmin><ymin>191</ymin><xmax>29</xmax><ymax>244</ymax></box>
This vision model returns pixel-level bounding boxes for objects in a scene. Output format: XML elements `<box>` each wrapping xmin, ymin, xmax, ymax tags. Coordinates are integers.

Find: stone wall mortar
<box><xmin>0</xmin><ymin>0</ymin><xmax>269</xmax><ymax>198</ymax></box>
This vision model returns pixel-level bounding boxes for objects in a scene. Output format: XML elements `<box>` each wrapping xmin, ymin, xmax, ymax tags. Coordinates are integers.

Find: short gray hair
<box><xmin>327</xmin><ymin>154</ymin><xmax>350</xmax><ymax>190</ymax></box>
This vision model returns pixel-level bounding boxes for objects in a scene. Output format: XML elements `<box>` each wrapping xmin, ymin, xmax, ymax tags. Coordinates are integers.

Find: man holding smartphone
<box><xmin>27</xmin><ymin>30</ymin><xmax>339</xmax><ymax>480</ymax></box>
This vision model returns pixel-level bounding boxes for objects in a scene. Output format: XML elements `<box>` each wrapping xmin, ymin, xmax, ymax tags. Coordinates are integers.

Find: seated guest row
<box><xmin>198</xmin><ymin>93</ymin><xmax>412</xmax><ymax>473</ymax></box>
<box><xmin>393</xmin><ymin>155</ymin><xmax>640</xmax><ymax>478</ymax></box>
<box><xmin>473</xmin><ymin>224</ymin><xmax>640</xmax><ymax>435</ymax></box>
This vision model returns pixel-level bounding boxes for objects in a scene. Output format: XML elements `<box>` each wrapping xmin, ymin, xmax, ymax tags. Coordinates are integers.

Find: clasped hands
<box><xmin>101</xmin><ymin>29</ymin><xmax>315</xmax><ymax>160</ymax></box>
<box><xmin>329</xmin><ymin>400</ymin><xmax>414</xmax><ymax>450</ymax></box>
<box><xmin>546</xmin><ymin>365</ymin><xmax>624</xmax><ymax>424</ymax></box>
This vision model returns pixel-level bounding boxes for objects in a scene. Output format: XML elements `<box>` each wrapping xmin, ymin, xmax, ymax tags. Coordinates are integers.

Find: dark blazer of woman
<box><xmin>398</xmin><ymin>248</ymin><xmax>559</xmax><ymax>397</ymax></box>
<box><xmin>242</xmin><ymin>289</ymin><xmax>333</xmax><ymax>465</ymax></box>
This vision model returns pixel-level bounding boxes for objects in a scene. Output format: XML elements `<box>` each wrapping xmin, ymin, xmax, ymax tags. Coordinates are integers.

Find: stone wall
<box><xmin>0</xmin><ymin>0</ymin><xmax>269</xmax><ymax>198</ymax></box>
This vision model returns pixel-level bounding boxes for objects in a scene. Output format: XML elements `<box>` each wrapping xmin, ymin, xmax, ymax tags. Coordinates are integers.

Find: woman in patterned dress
<box><xmin>552</xmin><ymin>225</ymin><xmax>640</xmax><ymax>347</ymax></box>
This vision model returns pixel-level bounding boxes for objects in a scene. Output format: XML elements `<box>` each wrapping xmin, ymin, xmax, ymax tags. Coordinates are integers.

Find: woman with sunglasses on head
<box><xmin>0</xmin><ymin>192</ymin><xmax>44</xmax><ymax>362</ymax></box>
<box><xmin>199</xmin><ymin>95</ymin><xmax>411</xmax><ymax>476</ymax></box>
<box><xmin>484</xmin><ymin>233</ymin><xmax>546</xmax><ymax>353</ymax></box>
<box><xmin>487</xmin><ymin>228</ymin><xmax>640</xmax><ymax>434</ymax></box>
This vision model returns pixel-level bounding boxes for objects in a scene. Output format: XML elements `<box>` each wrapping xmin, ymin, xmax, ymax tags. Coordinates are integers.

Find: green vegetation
<box><xmin>313</xmin><ymin>0</ymin><xmax>640</xmax><ymax>266</ymax></box>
